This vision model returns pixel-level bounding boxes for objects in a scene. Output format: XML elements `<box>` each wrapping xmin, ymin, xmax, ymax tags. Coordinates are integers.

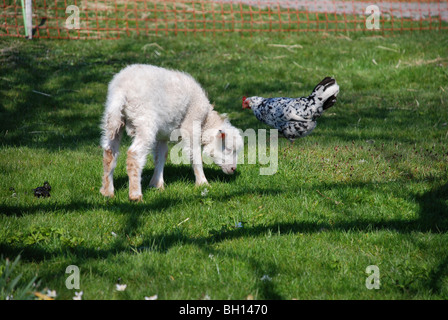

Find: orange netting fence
<box><xmin>1</xmin><ymin>0</ymin><xmax>448</xmax><ymax>39</ymax></box>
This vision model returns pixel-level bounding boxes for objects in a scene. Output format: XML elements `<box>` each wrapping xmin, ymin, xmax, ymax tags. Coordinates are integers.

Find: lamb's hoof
<box><xmin>149</xmin><ymin>181</ymin><xmax>165</xmax><ymax>190</ymax></box>
<box><xmin>129</xmin><ymin>194</ymin><xmax>142</xmax><ymax>202</ymax></box>
<box><xmin>195</xmin><ymin>181</ymin><xmax>209</xmax><ymax>187</ymax></box>
<box><xmin>100</xmin><ymin>188</ymin><xmax>114</xmax><ymax>198</ymax></box>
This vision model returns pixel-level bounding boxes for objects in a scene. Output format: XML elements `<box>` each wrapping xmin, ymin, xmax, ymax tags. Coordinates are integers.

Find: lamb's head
<box><xmin>202</xmin><ymin>120</ymin><xmax>243</xmax><ymax>175</ymax></box>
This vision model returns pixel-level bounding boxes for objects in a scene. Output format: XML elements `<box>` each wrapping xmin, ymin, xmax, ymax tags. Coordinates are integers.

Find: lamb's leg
<box><xmin>191</xmin><ymin>136</ymin><xmax>208</xmax><ymax>186</ymax></box>
<box><xmin>100</xmin><ymin>132</ymin><xmax>122</xmax><ymax>198</ymax></box>
<box><xmin>149</xmin><ymin>140</ymin><xmax>168</xmax><ymax>189</ymax></box>
<box><xmin>193</xmin><ymin>162</ymin><xmax>208</xmax><ymax>186</ymax></box>
<box><xmin>127</xmin><ymin>133</ymin><xmax>154</xmax><ymax>202</ymax></box>
<box><xmin>179</xmin><ymin>114</ymin><xmax>209</xmax><ymax>186</ymax></box>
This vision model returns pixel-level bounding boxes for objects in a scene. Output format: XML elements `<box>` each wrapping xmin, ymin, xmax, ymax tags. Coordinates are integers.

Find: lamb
<box><xmin>100</xmin><ymin>64</ymin><xmax>244</xmax><ymax>202</ymax></box>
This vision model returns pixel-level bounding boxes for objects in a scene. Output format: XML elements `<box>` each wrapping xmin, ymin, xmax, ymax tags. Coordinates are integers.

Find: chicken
<box><xmin>242</xmin><ymin>77</ymin><xmax>339</xmax><ymax>142</ymax></box>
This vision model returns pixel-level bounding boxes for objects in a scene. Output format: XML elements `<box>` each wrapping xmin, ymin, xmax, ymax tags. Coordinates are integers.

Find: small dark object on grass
<box><xmin>33</xmin><ymin>182</ymin><xmax>51</xmax><ymax>198</ymax></box>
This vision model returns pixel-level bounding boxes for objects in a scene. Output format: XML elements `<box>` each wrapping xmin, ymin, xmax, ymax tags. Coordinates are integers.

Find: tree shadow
<box><xmin>416</xmin><ymin>182</ymin><xmax>448</xmax><ymax>296</ymax></box>
<box><xmin>1</xmin><ymin>38</ymin><xmax>447</xmax><ymax>299</ymax></box>
<box><xmin>2</xmin><ymin>38</ymin><xmax>436</xmax><ymax>152</ymax></box>
<box><xmin>415</xmin><ymin>183</ymin><xmax>448</xmax><ymax>232</ymax></box>
<box><xmin>1</xmin><ymin>180</ymin><xmax>446</xmax><ymax>298</ymax></box>
<box><xmin>0</xmin><ymin>40</ymin><xmax>146</xmax><ymax>151</ymax></box>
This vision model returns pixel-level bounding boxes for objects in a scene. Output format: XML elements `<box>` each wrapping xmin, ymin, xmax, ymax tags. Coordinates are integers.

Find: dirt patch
<box><xmin>218</xmin><ymin>0</ymin><xmax>448</xmax><ymax>21</ymax></box>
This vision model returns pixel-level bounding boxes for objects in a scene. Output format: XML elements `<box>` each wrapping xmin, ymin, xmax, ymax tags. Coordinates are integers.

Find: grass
<box><xmin>0</xmin><ymin>30</ymin><xmax>448</xmax><ymax>300</ymax></box>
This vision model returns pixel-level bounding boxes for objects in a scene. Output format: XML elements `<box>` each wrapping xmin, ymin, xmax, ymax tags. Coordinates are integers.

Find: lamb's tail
<box><xmin>310</xmin><ymin>77</ymin><xmax>339</xmax><ymax>110</ymax></box>
<box><xmin>100</xmin><ymin>88</ymin><xmax>126</xmax><ymax>150</ymax></box>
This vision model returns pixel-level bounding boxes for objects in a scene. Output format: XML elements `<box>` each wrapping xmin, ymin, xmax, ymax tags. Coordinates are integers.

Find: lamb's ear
<box><xmin>218</xmin><ymin>130</ymin><xmax>226</xmax><ymax>139</ymax></box>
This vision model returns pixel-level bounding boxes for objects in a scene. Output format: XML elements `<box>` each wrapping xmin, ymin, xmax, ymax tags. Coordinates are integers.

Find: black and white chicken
<box><xmin>242</xmin><ymin>77</ymin><xmax>339</xmax><ymax>142</ymax></box>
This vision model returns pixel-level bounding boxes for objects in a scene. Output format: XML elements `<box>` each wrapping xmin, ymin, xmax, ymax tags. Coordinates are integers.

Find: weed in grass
<box><xmin>0</xmin><ymin>255</ymin><xmax>39</xmax><ymax>300</ymax></box>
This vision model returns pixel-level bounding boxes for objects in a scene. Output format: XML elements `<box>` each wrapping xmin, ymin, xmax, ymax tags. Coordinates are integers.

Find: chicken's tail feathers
<box><xmin>313</xmin><ymin>77</ymin><xmax>335</xmax><ymax>91</ymax></box>
<box><xmin>310</xmin><ymin>77</ymin><xmax>339</xmax><ymax>110</ymax></box>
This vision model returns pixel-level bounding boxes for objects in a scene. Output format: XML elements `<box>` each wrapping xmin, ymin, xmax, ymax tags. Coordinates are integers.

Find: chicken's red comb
<box><xmin>242</xmin><ymin>96</ymin><xmax>247</xmax><ymax>102</ymax></box>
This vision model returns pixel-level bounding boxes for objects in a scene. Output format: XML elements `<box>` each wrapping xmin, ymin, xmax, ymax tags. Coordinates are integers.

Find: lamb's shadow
<box><xmin>113</xmin><ymin>163</ymin><xmax>238</xmax><ymax>192</ymax></box>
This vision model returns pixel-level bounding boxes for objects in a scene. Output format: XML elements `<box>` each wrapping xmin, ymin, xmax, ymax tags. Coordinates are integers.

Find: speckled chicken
<box><xmin>242</xmin><ymin>77</ymin><xmax>339</xmax><ymax>142</ymax></box>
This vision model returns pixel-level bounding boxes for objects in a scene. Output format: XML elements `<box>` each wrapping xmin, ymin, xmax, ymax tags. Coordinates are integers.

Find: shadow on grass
<box><xmin>1</xmin><ymin>38</ymin><xmax>447</xmax><ymax>298</ymax></box>
<box><xmin>0</xmin><ymin>40</ymin><xmax>144</xmax><ymax>151</ymax></box>
<box><xmin>111</xmin><ymin>164</ymin><xmax>238</xmax><ymax>193</ymax></box>
<box><xmin>1</xmin><ymin>181</ymin><xmax>447</xmax><ymax>299</ymax></box>
<box><xmin>1</xmin><ymin>38</ymin><xmax>443</xmax><ymax>152</ymax></box>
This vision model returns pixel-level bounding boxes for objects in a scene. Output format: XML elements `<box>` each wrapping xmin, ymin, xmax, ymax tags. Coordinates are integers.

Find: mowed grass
<box><xmin>0</xmin><ymin>30</ymin><xmax>447</xmax><ymax>300</ymax></box>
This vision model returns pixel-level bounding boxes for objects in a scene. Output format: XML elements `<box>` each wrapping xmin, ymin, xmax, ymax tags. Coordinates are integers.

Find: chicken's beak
<box><xmin>242</xmin><ymin>100</ymin><xmax>251</xmax><ymax>109</ymax></box>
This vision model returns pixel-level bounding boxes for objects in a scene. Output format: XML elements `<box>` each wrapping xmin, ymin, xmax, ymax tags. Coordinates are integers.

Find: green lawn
<box><xmin>0</xmin><ymin>30</ymin><xmax>447</xmax><ymax>300</ymax></box>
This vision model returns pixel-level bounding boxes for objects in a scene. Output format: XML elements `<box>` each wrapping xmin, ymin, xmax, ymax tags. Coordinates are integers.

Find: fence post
<box><xmin>25</xmin><ymin>0</ymin><xmax>32</xmax><ymax>39</ymax></box>
<box><xmin>20</xmin><ymin>0</ymin><xmax>27</xmax><ymax>37</ymax></box>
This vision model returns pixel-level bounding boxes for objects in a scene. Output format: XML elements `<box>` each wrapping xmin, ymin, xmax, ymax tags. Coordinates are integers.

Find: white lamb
<box><xmin>100</xmin><ymin>64</ymin><xmax>244</xmax><ymax>201</ymax></box>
